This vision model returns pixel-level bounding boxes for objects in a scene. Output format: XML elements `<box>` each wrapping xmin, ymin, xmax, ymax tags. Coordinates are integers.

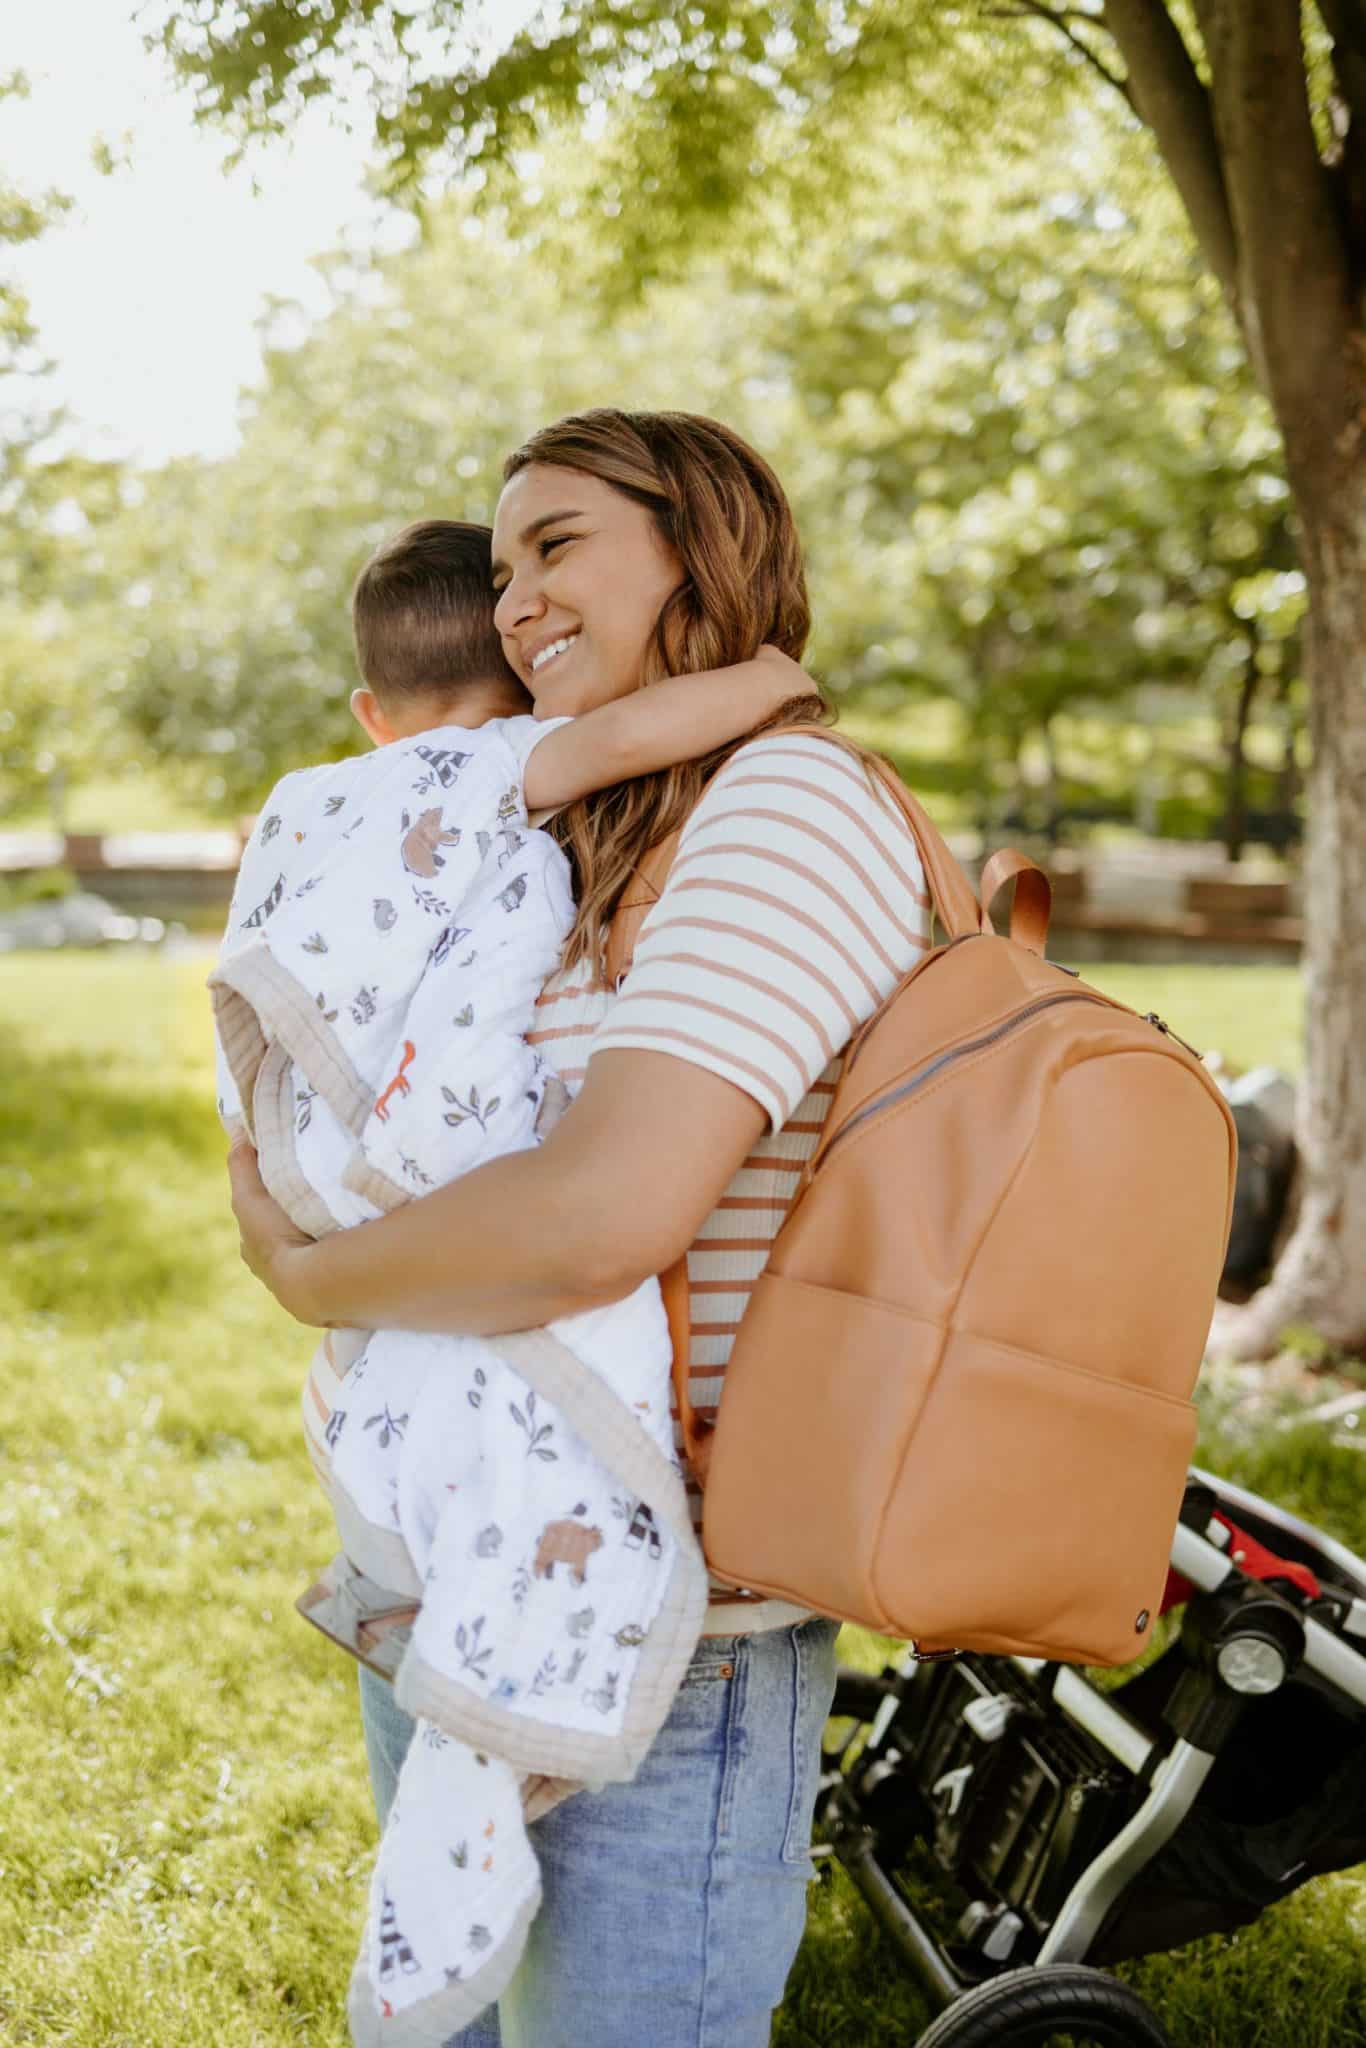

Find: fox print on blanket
<box><xmin>374</xmin><ymin>1040</ymin><xmax>417</xmax><ymax>1124</ymax></box>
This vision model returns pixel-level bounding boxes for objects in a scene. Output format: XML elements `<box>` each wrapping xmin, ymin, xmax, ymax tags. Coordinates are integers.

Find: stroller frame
<box><xmin>815</xmin><ymin>1467</ymin><xmax>1366</xmax><ymax>2043</ymax></box>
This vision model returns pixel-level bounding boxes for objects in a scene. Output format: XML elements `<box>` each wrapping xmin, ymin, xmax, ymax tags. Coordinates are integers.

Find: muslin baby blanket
<box><xmin>209</xmin><ymin>718</ymin><xmax>708</xmax><ymax>2046</ymax></box>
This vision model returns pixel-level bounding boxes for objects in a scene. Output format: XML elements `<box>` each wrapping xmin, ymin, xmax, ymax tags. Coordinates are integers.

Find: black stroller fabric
<box><xmin>1091</xmin><ymin>1672</ymin><xmax>1366</xmax><ymax>1963</ymax></box>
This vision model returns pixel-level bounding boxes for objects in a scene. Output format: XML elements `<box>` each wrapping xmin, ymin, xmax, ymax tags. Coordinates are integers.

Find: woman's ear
<box><xmin>351</xmin><ymin>687</ymin><xmax>397</xmax><ymax>747</ymax></box>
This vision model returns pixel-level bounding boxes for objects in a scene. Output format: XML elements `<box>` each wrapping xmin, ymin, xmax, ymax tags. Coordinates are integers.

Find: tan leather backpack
<box><xmin>607</xmin><ymin>733</ymin><xmax>1237</xmax><ymax>1668</ymax></box>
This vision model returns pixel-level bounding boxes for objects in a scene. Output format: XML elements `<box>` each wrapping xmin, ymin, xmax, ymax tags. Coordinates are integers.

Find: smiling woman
<box><xmin>229</xmin><ymin>408</ymin><xmax>931</xmax><ymax>2047</ymax></box>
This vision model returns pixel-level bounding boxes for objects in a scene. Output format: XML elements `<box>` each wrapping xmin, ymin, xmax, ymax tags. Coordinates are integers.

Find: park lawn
<box><xmin>1</xmin><ymin>953</ymin><xmax>1362</xmax><ymax>2048</ymax></box>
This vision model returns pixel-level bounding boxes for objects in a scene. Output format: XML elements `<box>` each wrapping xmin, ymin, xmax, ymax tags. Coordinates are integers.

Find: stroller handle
<box><xmin>1170</xmin><ymin>1518</ymin><xmax>1366</xmax><ymax>1711</ymax></box>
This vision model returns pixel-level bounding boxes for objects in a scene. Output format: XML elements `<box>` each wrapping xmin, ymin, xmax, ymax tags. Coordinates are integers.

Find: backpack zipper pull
<box><xmin>1145</xmin><ymin>1011</ymin><xmax>1203</xmax><ymax>1058</ymax></box>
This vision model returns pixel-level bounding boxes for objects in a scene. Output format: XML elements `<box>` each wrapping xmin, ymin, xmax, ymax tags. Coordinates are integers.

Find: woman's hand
<box><xmin>226</xmin><ymin>1140</ymin><xmax>321</xmax><ymax>1323</ymax></box>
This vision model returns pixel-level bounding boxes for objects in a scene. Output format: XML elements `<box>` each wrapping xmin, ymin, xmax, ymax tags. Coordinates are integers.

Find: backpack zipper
<box><xmin>820</xmin><ymin>991</ymin><xmax>1106</xmax><ymax>1165</ymax></box>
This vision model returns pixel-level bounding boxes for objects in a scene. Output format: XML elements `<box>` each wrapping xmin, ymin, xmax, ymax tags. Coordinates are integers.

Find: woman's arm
<box><xmin>521</xmin><ymin>644</ymin><xmax>807</xmax><ymax>812</ymax></box>
<box><xmin>228</xmin><ymin>1049</ymin><xmax>768</xmax><ymax>1333</ymax></box>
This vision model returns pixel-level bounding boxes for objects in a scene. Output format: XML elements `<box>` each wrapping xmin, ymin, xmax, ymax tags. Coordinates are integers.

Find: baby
<box><xmin>209</xmin><ymin>517</ymin><xmax>805</xmax><ymax>2047</ymax></box>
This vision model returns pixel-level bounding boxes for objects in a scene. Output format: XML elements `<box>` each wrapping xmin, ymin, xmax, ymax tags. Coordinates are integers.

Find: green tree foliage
<box><xmin>0</xmin><ymin>73</ymin><xmax>126</xmax><ymax>818</ymax></box>
<box><xmin>119</xmin><ymin>125</ymin><xmax>1291</xmax><ymax>841</ymax></box>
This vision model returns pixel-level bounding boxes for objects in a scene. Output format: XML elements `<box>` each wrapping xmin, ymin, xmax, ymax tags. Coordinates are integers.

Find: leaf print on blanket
<box><xmin>373</xmin><ymin>897</ymin><xmax>398</xmax><ymax>931</ymax></box>
<box><xmin>314</xmin><ymin>990</ymin><xmax>338</xmax><ymax>1025</ymax></box>
<box><xmin>467</xmin><ymin>1365</ymin><xmax>486</xmax><ymax>1411</ymax></box>
<box><xmin>454</xmin><ymin>1616</ymin><xmax>493</xmax><ymax>1681</ymax></box>
<box><xmin>363</xmin><ymin>1405</ymin><xmax>408</xmax><ymax>1450</ymax></box>
<box><xmin>412</xmin><ymin>885</ymin><xmax>452</xmax><ymax>918</ymax></box>
<box><xmin>529</xmin><ymin>1651</ymin><xmax>558</xmax><ymax>1697</ymax></box>
<box><xmin>508</xmin><ymin>1388</ymin><xmax>556</xmax><ymax>1461</ymax></box>
<box><xmin>453</xmin><ymin>1003</ymin><xmax>474</xmax><ymax>1029</ymax></box>
<box><xmin>497</xmin><ymin>874</ymin><xmax>527</xmax><ymax>913</ymax></box>
<box><xmin>301</xmin><ymin>931</ymin><xmax>328</xmax><ymax>955</ymax></box>
<box><xmin>442</xmin><ymin>1083</ymin><xmax>500</xmax><ymax>1132</ymax></box>
<box><xmin>323</xmin><ymin>793</ymin><xmax>347</xmax><ymax>816</ymax></box>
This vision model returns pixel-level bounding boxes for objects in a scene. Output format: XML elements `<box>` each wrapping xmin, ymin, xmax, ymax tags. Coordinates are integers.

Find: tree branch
<box><xmin>1100</xmin><ymin>0</ymin><xmax>1240</xmax><ymax>316</ymax></box>
<box><xmin>987</xmin><ymin>3</ymin><xmax>1134</xmax><ymax>106</ymax></box>
<box><xmin>1191</xmin><ymin>0</ymin><xmax>1355</xmax><ymax>484</ymax></box>
<box><xmin>1317</xmin><ymin>0</ymin><xmax>1366</xmax><ymax>254</ymax></box>
<box><xmin>1317</xmin><ymin>0</ymin><xmax>1366</xmax><ymax>130</ymax></box>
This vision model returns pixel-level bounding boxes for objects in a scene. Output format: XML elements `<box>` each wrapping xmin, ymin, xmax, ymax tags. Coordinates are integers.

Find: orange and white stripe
<box><xmin>527</xmin><ymin>733</ymin><xmax>929</xmax><ymax>1595</ymax></box>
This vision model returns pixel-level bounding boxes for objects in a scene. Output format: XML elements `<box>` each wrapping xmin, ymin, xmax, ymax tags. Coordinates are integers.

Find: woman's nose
<box><xmin>493</xmin><ymin>569</ymin><xmax>543</xmax><ymax>637</ymax></box>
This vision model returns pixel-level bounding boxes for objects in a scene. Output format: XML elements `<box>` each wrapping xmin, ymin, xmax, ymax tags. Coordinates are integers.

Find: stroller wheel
<box><xmin>913</xmin><ymin>1964</ymin><xmax>1169</xmax><ymax>2048</ymax></box>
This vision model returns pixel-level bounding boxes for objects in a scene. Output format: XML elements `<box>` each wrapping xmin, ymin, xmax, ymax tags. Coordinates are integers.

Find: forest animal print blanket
<box><xmin>208</xmin><ymin>724</ymin><xmax>709</xmax><ymax>2045</ymax></box>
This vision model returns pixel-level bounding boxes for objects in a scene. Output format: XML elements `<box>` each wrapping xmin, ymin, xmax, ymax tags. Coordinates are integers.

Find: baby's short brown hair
<box><xmin>351</xmin><ymin>519</ymin><xmax>518</xmax><ymax>702</ymax></box>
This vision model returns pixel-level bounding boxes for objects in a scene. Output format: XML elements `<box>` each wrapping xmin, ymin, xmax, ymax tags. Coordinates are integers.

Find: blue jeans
<box><xmin>358</xmin><ymin>1618</ymin><xmax>839</xmax><ymax>2047</ymax></box>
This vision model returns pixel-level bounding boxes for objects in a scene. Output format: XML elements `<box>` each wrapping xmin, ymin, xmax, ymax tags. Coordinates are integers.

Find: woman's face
<box><xmin>491</xmin><ymin>463</ymin><xmax>684</xmax><ymax>717</ymax></box>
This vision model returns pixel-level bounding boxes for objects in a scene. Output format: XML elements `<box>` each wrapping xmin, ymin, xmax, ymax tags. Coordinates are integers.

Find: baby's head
<box><xmin>350</xmin><ymin>519</ymin><xmax>530</xmax><ymax>744</ymax></box>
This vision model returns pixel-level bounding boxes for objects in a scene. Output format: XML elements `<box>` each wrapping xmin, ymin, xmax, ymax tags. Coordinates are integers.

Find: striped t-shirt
<box><xmin>528</xmin><ymin>731</ymin><xmax>931</xmax><ymax>1633</ymax></box>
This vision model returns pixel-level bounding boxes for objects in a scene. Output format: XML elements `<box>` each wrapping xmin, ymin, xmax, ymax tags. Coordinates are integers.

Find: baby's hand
<box><xmin>752</xmin><ymin>643</ymin><xmax>809</xmax><ymax>711</ymax></box>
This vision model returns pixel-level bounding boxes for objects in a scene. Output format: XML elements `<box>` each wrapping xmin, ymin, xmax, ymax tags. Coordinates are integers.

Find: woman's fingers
<box><xmin>226</xmin><ymin>1138</ymin><xmax>312</xmax><ymax>1296</ymax></box>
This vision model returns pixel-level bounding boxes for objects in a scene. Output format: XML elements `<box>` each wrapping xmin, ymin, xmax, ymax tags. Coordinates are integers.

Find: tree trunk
<box><xmin>1220</xmin><ymin>642</ymin><xmax>1260</xmax><ymax>863</ymax></box>
<box><xmin>1274</xmin><ymin>664</ymin><xmax>1302</xmax><ymax>844</ymax></box>
<box><xmin>1215</xmin><ymin>477</ymin><xmax>1366</xmax><ymax>1357</ymax></box>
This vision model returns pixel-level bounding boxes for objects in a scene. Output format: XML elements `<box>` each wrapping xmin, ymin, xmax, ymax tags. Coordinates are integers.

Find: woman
<box><xmin>229</xmin><ymin>409</ymin><xmax>931</xmax><ymax>2046</ymax></box>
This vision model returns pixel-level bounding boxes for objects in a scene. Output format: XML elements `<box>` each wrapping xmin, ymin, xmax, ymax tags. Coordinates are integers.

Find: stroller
<box><xmin>814</xmin><ymin>1468</ymin><xmax>1366</xmax><ymax>2045</ymax></box>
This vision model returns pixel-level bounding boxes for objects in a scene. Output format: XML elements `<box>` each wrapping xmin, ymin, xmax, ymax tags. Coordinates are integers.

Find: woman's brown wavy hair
<box><xmin>502</xmin><ymin>407</ymin><xmax>834</xmax><ymax>978</ymax></box>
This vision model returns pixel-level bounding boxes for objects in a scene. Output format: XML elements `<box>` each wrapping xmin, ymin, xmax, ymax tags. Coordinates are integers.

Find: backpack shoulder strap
<box><xmin>603</xmin><ymin>826</ymin><xmax>685</xmax><ymax>988</ymax></box>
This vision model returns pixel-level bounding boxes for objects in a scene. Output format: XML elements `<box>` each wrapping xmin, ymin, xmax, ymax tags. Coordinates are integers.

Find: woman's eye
<box><xmin>539</xmin><ymin>534</ymin><xmax>572</xmax><ymax>558</ymax></box>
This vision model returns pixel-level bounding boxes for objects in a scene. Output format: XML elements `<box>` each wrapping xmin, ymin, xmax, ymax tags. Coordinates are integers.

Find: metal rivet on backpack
<box><xmin>1135</xmin><ymin>1609</ymin><xmax>1150</xmax><ymax>1633</ymax></box>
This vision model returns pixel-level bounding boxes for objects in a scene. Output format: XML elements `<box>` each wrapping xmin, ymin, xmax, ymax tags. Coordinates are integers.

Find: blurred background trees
<box><xmin>109</xmin><ymin>121</ymin><xmax>1299</xmax><ymax>856</ymax></box>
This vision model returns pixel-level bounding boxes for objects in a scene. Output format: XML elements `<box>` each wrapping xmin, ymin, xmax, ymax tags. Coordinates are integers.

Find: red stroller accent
<box><xmin>815</xmin><ymin>1468</ymin><xmax>1366</xmax><ymax>2045</ymax></box>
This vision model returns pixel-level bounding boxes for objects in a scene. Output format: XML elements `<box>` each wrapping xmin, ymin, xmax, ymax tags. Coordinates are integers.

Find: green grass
<box><xmin>1</xmin><ymin>955</ymin><xmax>1360</xmax><ymax>2048</ymax></box>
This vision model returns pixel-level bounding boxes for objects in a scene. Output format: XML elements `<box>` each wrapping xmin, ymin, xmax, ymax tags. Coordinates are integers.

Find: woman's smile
<box><xmin>528</xmin><ymin>630</ymin><xmax>581</xmax><ymax>677</ymax></box>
